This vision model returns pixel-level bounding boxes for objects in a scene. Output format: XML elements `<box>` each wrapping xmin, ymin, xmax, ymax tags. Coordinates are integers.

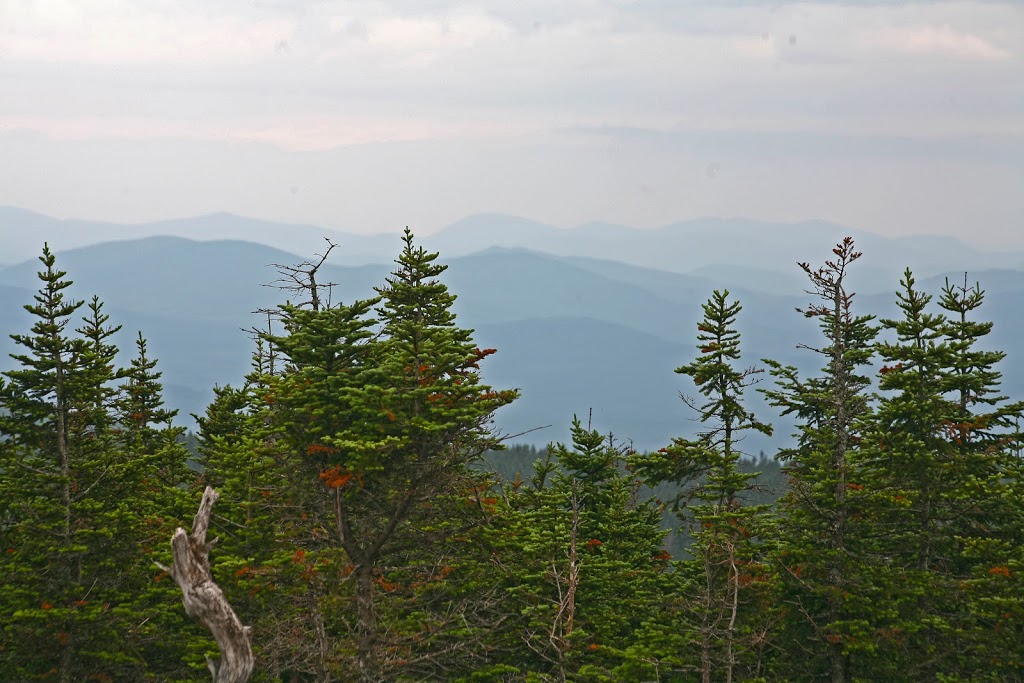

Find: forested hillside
<box><xmin>2</xmin><ymin>231</ymin><xmax>1022</xmax><ymax>682</ymax></box>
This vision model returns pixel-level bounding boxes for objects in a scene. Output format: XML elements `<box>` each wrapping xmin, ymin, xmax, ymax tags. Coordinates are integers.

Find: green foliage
<box><xmin>631</xmin><ymin>290</ymin><xmax>779</xmax><ymax>682</ymax></box>
<box><xmin>489</xmin><ymin>417</ymin><xmax>669</xmax><ymax>681</ymax></box>
<box><xmin>762</xmin><ymin>238</ymin><xmax>882</xmax><ymax>682</ymax></box>
<box><xmin>0</xmin><ymin>245</ymin><xmax>203</xmax><ymax>680</ymax></box>
<box><xmin>195</xmin><ymin>229</ymin><xmax>518</xmax><ymax>681</ymax></box>
<box><xmin>3</xmin><ymin>235</ymin><xmax>1024</xmax><ymax>682</ymax></box>
<box><xmin>857</xmin><ymin>270</ymin><xmax>1024</xmax><ymax>678</ymax></box>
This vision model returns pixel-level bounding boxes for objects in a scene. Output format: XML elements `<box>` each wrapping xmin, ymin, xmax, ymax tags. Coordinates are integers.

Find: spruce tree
<box><xmin>496</xmin><ymin>418</ymin><xmax>668</xmax><ymax>682</ymax></box>
<box><xmin>858</xmin><ymin>269</ymin><xmax>959</xmax><ymax>677</ymax></box>
<box><xmin>0</xmin><ymin>244</ymin><xmax>91</xmax><ymax>680</ymax></box>
<box><xmin>633</xmin><ymin>290</ymin><xmax>776</xmax><ymax>682</ymax></box>
<box><xmin>216</xmin><ymin>230</ymin><xmax>516</xmax><ymax>680</ymax></box>
<box><xmin>117</xmin><ymin>331</ymin><xmax>207</xmax><ymax>679</ymax></box>
<box><xmin>868</xmin><ymin>272</ymin><xmax>1024</xmax><ymax>679</ymax></box>
<box><xmin>198</xmin><ymin>338</ymin><xmax>363</xmax><ymax>681</ymax></box>
<box><xmin>0</xmin><ymin>246</ymin><xmax>201</xmax><ymax>680</ymax></box>
<box><xmin>938</xmin><ymin>277</ymin><xmax>1024</xmax><ymax>678</ymax></box>
<box><xmin>334</xmin><ymin>228</ymin><xmax>515</xmax><ymax>679</ymax></box>
<box><xmin>852</xmin><ymin>271</ymin><xmax>1024</xmax><ymax>679</ymax></box>
<box><xmin>763</xmin><ymin>238</ymin><xmax>879</xmax><ymax>682</ymax></box>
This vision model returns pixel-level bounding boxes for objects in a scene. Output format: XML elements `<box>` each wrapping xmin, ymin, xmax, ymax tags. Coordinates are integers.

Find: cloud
<box><xmin>0</xmin><ymin>0</ymin><xmax>1020</xmax><ymax>147</ymax></box>
<box><xmin>857</xmin><ymin>24</ymin><xmax>1011</xmax><ymax>60</ymax></box>
<box><xmin>0</xmin><ymin>113</ymin><xmax>533</xmax><ymax>151</ymax></box>
<box><xmin>0</xmin><ymin>0</ymin><xmax>294</xmax><ymax>65</ymax></box>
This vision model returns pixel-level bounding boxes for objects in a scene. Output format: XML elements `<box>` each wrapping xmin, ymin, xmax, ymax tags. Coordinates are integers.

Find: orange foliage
<box><xmin>306</xmin><ymin>443</ymin><xmax>339</xmax><ymax>457</ymax></box>
<box><xmin>320</xmin><ymin>466</ymin><xmax>356</xmax><ymax>489</ymax></box>
<box><xmin>374</xmin><ymin>575</ymin><xmax>401</xmax><ymax>592</ymax></box>
<box><xmin>467</xmin><ymin>347</ymin><xmax>498</xmax><ymax>369</ymax></box>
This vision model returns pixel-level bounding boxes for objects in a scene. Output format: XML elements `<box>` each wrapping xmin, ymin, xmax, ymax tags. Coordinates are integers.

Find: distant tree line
<box><xmin>1</xmin><ymin>233</ymin><xmax>1022</xmax><ymax>682</ymax></box>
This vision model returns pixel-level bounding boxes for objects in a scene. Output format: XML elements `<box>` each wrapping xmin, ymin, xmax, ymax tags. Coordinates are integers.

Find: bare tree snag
<box><xmin>163</xmin><ymin>486</ymin><xmax>254</xmax><ymax>683</ymax></box>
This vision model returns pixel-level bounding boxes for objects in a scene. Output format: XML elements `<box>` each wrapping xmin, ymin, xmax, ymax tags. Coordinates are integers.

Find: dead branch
<box><xmin>165</xmin><ymin>487</ymin><xmax>254</xmax><ymax>683</ymax></box>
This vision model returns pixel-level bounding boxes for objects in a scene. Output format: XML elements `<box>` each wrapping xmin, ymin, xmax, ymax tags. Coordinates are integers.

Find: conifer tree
<box><xmin>331</xmin><ymin>228</ymin><xmax>515</xmax><ymax>679</ymax></box>
<box><xmin>0</xmin><ymin>244</ymin><xmax>91</xmax><ymax>680</ymax></box>
<box><xmin>0</xmin><ymin>246</ymin><xmax>201</xmax><ymax>680</ymax></box>
<box><xmin>866</xmin><ymin>272</ymin><xmax>1024</xmax><ymax>678</ymax></box>
<box><xmin>217</xmin><ymin>230</ymin><xmax>516</xmax><ymax>680</ymax></box>
<box><xmin>496</xmin><ymin>418</ymin><xmax>667</xmax><ymax>682</ymax></box>
<box><xmin>633</xmin><ymin>290</ymin><xmax>776</xmax><ymax>682</ymax></box>
<box><xmin>855</xmin><ymin>269</ymin><xmax>960</xmax><ymax>677</ymax></box>
<box><xmin>763</xmin><ymin>238</ymin><xmax>879</xmax><ymax>683</ymax></box>
<box><xmin>198</xmin><ymin>337</ymin><xmax>361</xmax><ymax>681</ymax></box>
<box><xmin>938</xmin><ymin>278</ymin><xmax>1024</xmax><ymax>679</ymax></box>
<box><xmin>117</xmin><ymin>331</ymin><xmax>207</xmax><ymax>678</ymax></box>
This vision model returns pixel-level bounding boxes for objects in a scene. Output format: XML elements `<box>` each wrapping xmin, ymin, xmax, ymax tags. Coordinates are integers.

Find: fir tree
<box><xmin>763</xmin><ymin>238</ymin><xmax>879</xmax><ymax>683</ymax></box>
<box><xmin>497</xmin><ymin>418</ymin><xmax>668</xmax><ymax>682</ymax></box>
<box><xmin>634</xmin><ymin>290</ymin><xmax>776</xmax><ymax>682</ymax></box>
<box><xmin>220</xmin><ymin>230</ymin><xmax>517</xmax><ymax>680</ymax></box>
<box><xmin>853</xmin><ymin>271</ymin><xmax>1024</xmax><ymax>678</ymax></box>
<box><xmin>0</xmin><ymin>246</ymin><xmax>202</xmax><ymax>680</ymax></box>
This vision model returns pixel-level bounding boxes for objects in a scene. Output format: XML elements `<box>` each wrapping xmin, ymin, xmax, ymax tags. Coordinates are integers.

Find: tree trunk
<box><xmin>828</xmin><ymin>285</ymin><xmax>849</xmax><ymax>683</ymax></box>
<box><xmin>167</xmin><ymin>487</ymin><xmax>254</xmax><ymax>683</ymax></box>
<box><xmin>355</xmin><ymin>562</ymin><xmax>378</xmax><ymax>681</ymax></box>
<box><xmin>307</xmin><ymin>583</ymin><xmax>331</xmax><ymax>682</ymax></box>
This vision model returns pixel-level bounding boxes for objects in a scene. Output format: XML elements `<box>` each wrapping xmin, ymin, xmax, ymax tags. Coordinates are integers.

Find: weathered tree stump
<box><xmin>163</xmin><ymin>486</ymin><xmax>254</xmax><ymax>683</ymax></box>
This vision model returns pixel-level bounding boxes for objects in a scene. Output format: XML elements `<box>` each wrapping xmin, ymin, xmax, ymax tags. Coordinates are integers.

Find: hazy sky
<box><xmin>1</xmin><ymin>0</ymin><xmax>1021</xmax><ymax>244</ymax></box>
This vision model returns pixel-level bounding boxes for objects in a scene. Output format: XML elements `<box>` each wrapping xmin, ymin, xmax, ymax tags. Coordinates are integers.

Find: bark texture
<box><xmin>168</xmin><ymin>486</ymin><xmax>254</xmax><ymax>683</ymax></box>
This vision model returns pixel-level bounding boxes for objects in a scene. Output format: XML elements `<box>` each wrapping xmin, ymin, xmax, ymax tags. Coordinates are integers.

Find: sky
<box><xmin>0</xmin><ymin>0</ymin><xmax>1021</xmax><ymax>245</ymax></box>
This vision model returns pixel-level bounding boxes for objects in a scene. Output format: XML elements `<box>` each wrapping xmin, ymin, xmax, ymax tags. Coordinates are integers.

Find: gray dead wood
<box><xmin>164</xmin><ymin>486</ymin><xmax>254</xmax><ymax>683</ymax></box>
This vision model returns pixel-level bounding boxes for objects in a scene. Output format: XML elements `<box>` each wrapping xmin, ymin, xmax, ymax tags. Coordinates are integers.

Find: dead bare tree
<box><xmin>159</xmin><ymin>487</ymin><xmax>254</xmax><ymax>683</ymax></box>
<box><xmin>264</xmin><ymin>237</ymin><xmax>339</xmax><ymax>312</ymax></box>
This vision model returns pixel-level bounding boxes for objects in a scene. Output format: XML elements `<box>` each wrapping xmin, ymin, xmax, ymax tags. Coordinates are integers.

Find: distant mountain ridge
<box><xmin>3</xmin><ymin>207</ymin><xmax>1022</xmax><ymax>295</ymax></box>
<box><xmin>2</xmin><ymin>229</ymin><xmax>1022</xmax><ymax>451</ymax></box>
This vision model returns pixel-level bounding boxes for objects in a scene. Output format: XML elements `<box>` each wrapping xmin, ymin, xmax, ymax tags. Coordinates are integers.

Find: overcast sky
<box><xmin>0</xmin><ymin>0</ymin><xmax>1021</xmax><ymax>244</ymax></box>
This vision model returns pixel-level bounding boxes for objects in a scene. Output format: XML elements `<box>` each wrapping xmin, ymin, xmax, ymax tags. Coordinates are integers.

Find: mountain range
<box><xmin>1</xmin><ymin>208</ymin><xmax>1022</xmax><ymax>452</ymax></box>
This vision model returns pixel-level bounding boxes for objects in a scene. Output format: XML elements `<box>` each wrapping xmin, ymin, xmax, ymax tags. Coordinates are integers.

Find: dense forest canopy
<box><xmin>1</xmin><ymin>234</ymin><xmax>1022</xmax><ymax>682</ymax></box>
